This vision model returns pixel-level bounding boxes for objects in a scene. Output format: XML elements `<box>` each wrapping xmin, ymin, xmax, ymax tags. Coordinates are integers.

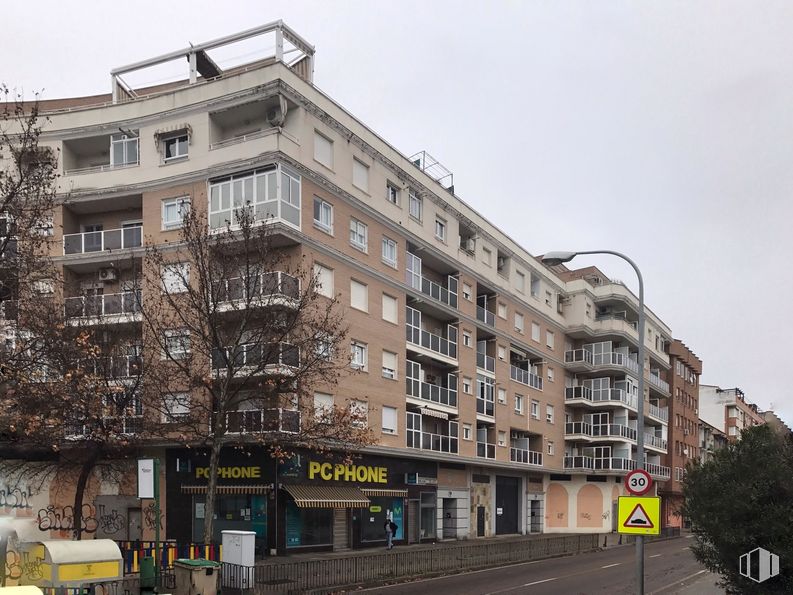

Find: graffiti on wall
<box><xmin>36</xmin><ymin>504</ymin><xmax>98</xmax><ymax>534</ymax></box>
<box><xmin>97</xmin><ymin>504</ymin><xmax>126</xmax><ymax>535</ymax></box>
<box><xmin>0</xmin><ymin>485</ymin><xmax>37</xmax><ymax>510</ymax></box>
<box><xmin>143</xmin><ymin>501</ymin><xmax>163</xmax><ymax>531</ymax></box>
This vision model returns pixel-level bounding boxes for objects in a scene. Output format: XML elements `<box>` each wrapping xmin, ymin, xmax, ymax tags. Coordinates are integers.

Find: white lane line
<box><xmin>649</xmin><ymin>569</ymin><xmax>707</xmax><ymax>594</ymax></box>
<box><xmin>649</xmin><ymin>554</ymin><xmax>662</xmax><ymax>558</ymax></box>
<box><xmin>685</xmin><ymin>534</ymin><xmax>695</xmax><ymax>539</ymax></box>
<box><xmin>523</xmin><ymin>578</ymin><xmax>557</xmax><ymax>587</ymax></box>
<box><xmin>601</xmin><ymin>563</ymin><xmax>621</xmax><ymax>568</ymax></box>
<box><xmin>680</xmin><ymin>546</ymin><xmax>690</xmax><ymax>550</ymax></box>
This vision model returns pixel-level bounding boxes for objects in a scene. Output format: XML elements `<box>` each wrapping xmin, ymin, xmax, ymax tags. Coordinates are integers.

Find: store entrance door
<box><xmin>408</xmin><ymin>500</ymin><xmax>420</xmax><ymax>543</ymax></box>
<box><xmin>332</xmin><ymin>509</ymin><xmax>349</xmax><ymax>551</ymax></box>
<box><xmin>495</xmin><ymin>476</ymin><xmax>519</xmax><ymax>535</ymax></box>
<box><xmin>529</xmin><ymin>498</ymin><xmax>543</xmax><ymax>533</ymax></box>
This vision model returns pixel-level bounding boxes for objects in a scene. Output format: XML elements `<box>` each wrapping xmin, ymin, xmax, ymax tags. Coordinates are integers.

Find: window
<box><xmin>515</xmin><ymin>394</ymin><xmax>524</xmax><ymax>414</ymax></box>
<box><xmin>497</xmin><ymin>345</ymin><xmax>506</xmax><ymax>360</ymax></box>
<box><xmin>546</xmin><ymin>331</ymin><xmax>555</xmax><ymax>350</ymax></box>
<box><xmin>547</xmin><ymin>367</ymin><xmax>555</xmax><ymax>382</ymax></box>
<box><xmin>515</xmin><ymin>271</ymin><xmax>525</xmax><ymax>293</ymax></box>
<box><xmin>313</xmin><ymin>264</ymin><xmax>334</xmax><ymax>298</ymax></box>
<box><xmin>435</xmin><ymin>218</ymin><xmax>446</xmax><ymax>242</ymax></box>
<box><xmin>353</xmin><ymin>158</ymin><xmax>369</xmax><ymax>191</ymax></box>
<box><xmin>34</xmin><ymin>216</ymin><xmax>54</xmax><ymax>237</ymax></box>
<box><xmin>386</xmin><ymin>182</ymin><xmax>400</xmax><ymax>205</ymax></box>
<box><xmin>463</xmin><ymin>377</ymin><xmax>472</xmax><ymax>394</ymax></box>
<box><xmin>314</xmin><ymin>131</ymin><xmax>333</xmax><ymax>168</ymax></box>
<box><xmin>530</xmin><ymin>273</ymin><xmax>540</xmax><ymax>297</ymax></box>
<box><xmin>349</xmin><ymin>218</ymin><xmax>368</xmax><ymax>251</ymax></box>
<box><xmin>382</xmin><ymin>237</ymin><xmax>398</xmax><ymax>267</ymax></box>
<box><xmin>110</xmin><ymin>134</ymin><xmax>138</xmax><ymax>166</ymax></box>
<box><xmin>408</xmin><ymin>189</ymin><xmax>422</xmax><ymax>220</ymax></box>
<box><xmin>163</xmin><ymin>329</ymin><xmax>190</xmax><ymax>359</ymax></box>
<box><xmin>462</xmin><ymin>283</ymin><xmax>472</xmax><ymax>301</ymax></box>
<box><xmin>482</xmin><ymin>247</ymin><xmax>492</xmax><ymax>266</ymax></box>
<box><xmin>531</xmin><ymin>322</ymin><xmax>541</xmax><ymax>342</ymax></box>
<box><xmin>463</xmin><ymin>424</ymin><xmax>472</xmax><ymax>441</ymax></box>
<box><xmin>350</xmin><ymin>400</ymin><xmax>368</xmax><ymax>428</ymax></box>
<box><xmin>313</xmin><ymin>197</ymin><xmax>333</xmax><ymax>233</ymax></box>
<box><xmin>163</xmin><ymin>134</ymin><xmax>188</xmax><ymax>161</ymax></box>
<box><xmin>498</xmin><ymin>388</ymin><xmax>507</xmax><ymax>404</ymax></box>
<box><xmin>313</xmin><ymin>393</ymin><xmax>335</xmax><ymax>423</ymax></box>
<box><xmin>545</xmin><ymin>290</ymin><xmax>553</xmax><ymax>306</ymax></box>
<box><xmin>382</xmin><ymin>350</ymin><xmax>398</xmax><ymax>379</ymax></box>
<box><xmin>162</xmin><ymin>262</ymin><xmax>190</xmax><ymax>294</ymax></box>
<box><xmin>531</xmin><ymin>400</ymin><xmax>540</xmax><ymax>419</ymax></box>
<box><xmin>462</xmin><ymin>330</ymin><xmax>472</xmax><ymax>348</ymax></box>
<box><xmin>498</xmin><ymin>431</ymin><xmax>507</xmax><ymax>447</ymax></box>
<box><xmin>163</xmin><ymin>392</ymin><xmax>190</xmax><ymax>422</ymax></box>
<box><xmin>382</xmin><ymin>293</ymin><xmax>398</xmax><ymax>324</ymax></box>
<box><xmin>547</xmin><ymin>441</ymin><xmax>555</xmax><ymax>456</ymax></box>
<box><xmin>351</xmin><ymin>341</ymin><xmax>368</xmax><ymax>370</ymax></box>
<box><xmin>162</xmin><ymin>196</ymin><xmax>190</xmax><ymax>230</ymax></box>
<box><xmin>546</xmin><ymin>405</ymin><xmax>555</xmax><ymax>424</ymax></box>
<box><xmin>382</xmin><ymin>406</ymin><xmax>397</xmax><ymax>434</ymax></box>
<box><xmin>350</xmin><ymin>279</ymin><xmax>368</xmax><ymax>312</ymax></box>
<box><xmin>514</xmin><ymin>312</ymin><xmax>524</xmax><ymax>332</ymax></box>
<box><xmin>497</xmin><ymin>302</ymin><xmax>507</xmax><ymax>319</ymax></box>
<box><xmin>315</xmin><ymin>336</ymin><xmax>332</xmax><ymax>360</ymax></box>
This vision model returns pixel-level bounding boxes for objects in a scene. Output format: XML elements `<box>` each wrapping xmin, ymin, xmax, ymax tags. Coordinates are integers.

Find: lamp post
<box><xmin>542</xmin><ymin>250</ymin><xmax>647</xmax><ymax>595</ymax></box>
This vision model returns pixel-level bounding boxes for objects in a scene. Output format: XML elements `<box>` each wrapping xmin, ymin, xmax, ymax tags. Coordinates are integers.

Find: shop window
<box><xmin>420</xmin><ymin>492</ymin><xmax>436</xmax><ymax>539</ymax></box>
<box><xmin>361</xmin><ymin>496</ymin><xmax>404</xmax><ymax>542</ymax></box>
<box><xmin>193</xmin><ymin>493</ymin><xmax>267</xmax><ymax>544</ymax></box>
<box><xmin>286</xmin><ymin>500</ymin><xmax>333</xmax><ymax>547</ymax></box>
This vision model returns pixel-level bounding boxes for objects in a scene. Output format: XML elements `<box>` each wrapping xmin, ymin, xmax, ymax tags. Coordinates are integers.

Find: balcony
<box><xmin>564</xmin><ymin>349</ymin><xmax>640</xmax><ymax>375</ymax></box>
<box><xmin>65</xmin><ymin>291</ymin><xmax>141</xmax><ymax>323</ymax></box>
<box><xmin>212</xmin><ymin>342</ymin><xmax>299</xmax><ymax>374</ymax></box>
<box><xmin>564</xmin><ymin>386</ymin><xmax>638</xmax><ymax>410</ymax></box>
<box><xmin>218</xmin><ymin>408</ymin><xmax>300</xmax><ymax>434</ymax></box>
<box><xmin>565</xmin><ymin>421</ymin><xmax>592</xmax><ymax>438</ymax></box>
<box><xmin>648</xmin><ymin>372</ymin><xmax>670</xmax><ymax>394</ymax></box>
<box><xmin>648</xmin><ymin>402</ymin><xmax>669</xmax><ymax>423</ymax></box>
<box><xmin>216</xmin><ymin>271</ymin><xmax>300</xmax><ymax>307</ymax></box>
<box><xmin>405</xmin><ymin>375</ymin><xmax>457</xmax><ymax>408</ymax></box>
<box><xmin>510</xmin><ymin>365</ymin><xmax>543</xmax><ymax>391</ymax></box>
<box><xmin>564</xmin><ymin>349</ymin><xmax>593</xmax><ymax>371</ymax></box>
<box><xmin>476</xmin><ymin>397</ymin><xmax>494</xmax><ymax>417</ymax></box>
<box><xmin>67</xmin><ymin>416</ymin><xmax>143</xmax><ymax>438</ymax></box>
<box><xmin>406</xmin><ymin>326</ymin><xmax>457</xmax><ymax>362</ymax></box>
<box><xmin>476</xmin><ymin>442</ymin><xmax>496</xmax><ymax>459</ymax></box>
<box><xmin>83</xmin><ymin>354</ymin><xmax>143</xmax><ymax>378</ymax></box>
<box><xmin>62</xmin><ymin>133</ymin><xmax>139</xmax><ymax>176</ymax></box>
<box><xmin>564</xmin><ymin>455</ymin><xmax>594</xmax><ymax>470</ymax></box>
<box><xmin>593</xmin><ymin>424</ymin><xmax>637</xmax><ymax>441</ymax></box>
<box><xmin>644</xmin><ymin>433</ymin><xmax>668</xmax><ymax>451</ymax></box>
<box><xmin>509</xmin><ymin>447</ymin><xmax>543</xmax><ymax>466</ymax></box>
<box><xmin>406</xmin><ymin>429</ymin><xmax>459</xmax><ymax>454</ymax></box>
<box><xmin>63</xmin><ymin>226</ymin><xmax>142</xmax><ymax>255</ymax></box>
<box><xmin>476</xmin><ymin>305</ymin><xmax>495</xmax><ymax>327</ymax></box>
<box><xmin>405</xmin><ymin>255</ymin><xmax>458</xmax><ymax>309</ymax></box>
<box><xmin>476</xmin><ymin>351</ymin><xmax>495</xmax><ymax>373</ymax></box>
<box><xmin>593</xmin><ymin>457</ymin><xmax>636</xmax><ymax>472</ymax></box>
<box><xmin>644</xmin><ymin>462</ymin><xmax>671</xmax><ymax>479</ymax></box>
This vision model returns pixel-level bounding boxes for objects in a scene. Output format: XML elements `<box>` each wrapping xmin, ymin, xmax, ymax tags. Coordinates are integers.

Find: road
<box><xmin>357</xmin><ymin>535</ymin><xmax>722</xmax><ymax>594</ymax></box>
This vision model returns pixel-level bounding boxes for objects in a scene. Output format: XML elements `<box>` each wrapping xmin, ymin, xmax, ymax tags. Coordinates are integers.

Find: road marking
<box><xmin>686</xmin><ymin>534</ymin><xmax>695</xmax><ymax>539</ymax></box>
<box><xmin>649</xmin><ymin>569</ymin><xmax>707</xmax><ymax>594</ymax></box>
<box><xmin>649</xmin><ymin>554</ymin><xmax>662</xmax><ymax>558</ymax></box>
<box><xmin>522</xmin><ymin>578</ymin><xmax>557</xmax><ymax>587</ymax></box>
<box><xmin>680</xmin><ymin>546</ymin><xmax>690</xmax><ymax>550</ymax></box>
<box><xmin>601</xmin><ymin>563</ymin><xmax>621</xmax><ymax>568</ymax></box>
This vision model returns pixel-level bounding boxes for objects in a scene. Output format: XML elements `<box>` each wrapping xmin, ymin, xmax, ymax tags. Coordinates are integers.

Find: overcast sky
<box><xmin>4</xmin><ymin>1</ymin><xmax>791</xmax><ymax>424</ymax></box>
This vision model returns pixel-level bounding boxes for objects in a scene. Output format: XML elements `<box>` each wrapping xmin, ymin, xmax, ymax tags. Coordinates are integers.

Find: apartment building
<box><xmin>699</xmin><ymin>385</ymin><xmax>764</xmax><ymax>441</ymax></box>
<box><xmin>2</xmin><ymin>23</ymin><xmax>673</xmax><ymax>552</ymax></box>
<box><xmin>761</xmin><ymin>410</ymin><xmax>793</xmax><ymax>436</ymax></box>
<box><xmin>658</xmin><ymin>340</ymin><xmax>702</xmax><ymax>528</ymax></box>
<box><xmin>698</xmin><ymin>419</ymin><xmax>728</xmax><ymax>463</ymax></box>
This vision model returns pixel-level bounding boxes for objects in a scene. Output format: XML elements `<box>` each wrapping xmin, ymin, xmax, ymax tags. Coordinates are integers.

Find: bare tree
<box><xmin>141</xmin><ymin>207</ymin><xmax>373</xmax><ymax>544</ymax></box>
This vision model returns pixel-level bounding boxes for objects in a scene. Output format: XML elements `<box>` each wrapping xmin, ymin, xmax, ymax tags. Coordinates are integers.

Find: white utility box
<box><xmin>221</xmin><ymin>530</ymin><xmax>256</xmax><ymax>589</ymax></box>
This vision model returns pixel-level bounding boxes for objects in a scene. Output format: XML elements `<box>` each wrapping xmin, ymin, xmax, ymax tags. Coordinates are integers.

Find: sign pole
<box><xmin>154</xmin><ymin>458</ymin><xmax>161</xmax><ymax>588</ymax></box>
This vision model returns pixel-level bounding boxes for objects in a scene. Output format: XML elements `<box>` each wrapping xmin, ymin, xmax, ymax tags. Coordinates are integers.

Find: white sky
<box><xmin>4</xmin><ymin>0</ymin><xmax>791</xmax><ymax>424</ymax></box>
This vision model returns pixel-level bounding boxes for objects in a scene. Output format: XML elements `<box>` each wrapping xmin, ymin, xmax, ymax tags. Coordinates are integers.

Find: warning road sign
<box><xmin>618</xmin><ymin>496</ymin><xmax>661</xmax><ymax>535</ymax></box>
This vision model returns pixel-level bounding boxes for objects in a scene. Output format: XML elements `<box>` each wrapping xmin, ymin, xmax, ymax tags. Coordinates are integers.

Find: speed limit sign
<box><xmin>625</xmin><ymin>469</ymin><xmax>653</xmax><ymax>496</ymax></box>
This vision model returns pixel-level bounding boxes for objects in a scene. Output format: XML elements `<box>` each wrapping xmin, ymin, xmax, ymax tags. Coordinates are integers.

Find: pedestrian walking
<box><xmin>384</xmin><ymin>518</ymin><xmax>394</xmax><ymax>549</ymax></box>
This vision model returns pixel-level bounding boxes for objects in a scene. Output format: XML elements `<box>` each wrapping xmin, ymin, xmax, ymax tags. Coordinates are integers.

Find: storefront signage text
<box><xmin>195</xmin><ymin>466</ymin><xmax>261</xmax><ymax>479</ymax></box>
<box><xmin>308</xmin><ymin>461</ymin><xmax>387</xmax><ymax>483</ymax></box>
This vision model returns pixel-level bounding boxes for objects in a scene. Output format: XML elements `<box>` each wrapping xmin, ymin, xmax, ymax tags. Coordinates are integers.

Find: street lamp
<box><xmin>542</xmin><ymin>250</ymin><xmax>647</xmax><ymax>595</ymax></box>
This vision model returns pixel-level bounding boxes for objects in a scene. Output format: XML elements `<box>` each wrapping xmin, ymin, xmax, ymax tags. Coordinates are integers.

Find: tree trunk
<box><xmin>202</xmin><ymin>430</ymin><xmax>224</xmax><ymax>545</ymax></box>
<box><xmin>72</xmin><ymin>458</ymin><xmax>96</xmax><ymax>541</ymax></box>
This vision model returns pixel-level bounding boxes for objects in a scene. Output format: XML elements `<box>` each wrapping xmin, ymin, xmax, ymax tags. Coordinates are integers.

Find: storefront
<box><xmin>276</xmin><ymin>452</ymin><xmax>436</xmax><ymax>553</ymax></box>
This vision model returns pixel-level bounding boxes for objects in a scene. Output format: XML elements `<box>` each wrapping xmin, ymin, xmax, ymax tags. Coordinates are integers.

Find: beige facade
<box><xmin>4</xmin><ymin>23</ymin><xmax>674</xmax><ymax>545</ymax></box>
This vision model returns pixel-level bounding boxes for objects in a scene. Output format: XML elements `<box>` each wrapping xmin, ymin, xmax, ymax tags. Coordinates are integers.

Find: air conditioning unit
<box><xmin>461</xmin><ymin>237</ymin><xmax>475</xmax><ymax>252</ymax></box>
<box><xmin>98</xmin><ymin>268</ymin><xmax>117</xmax><ymax>281</ymax></box>
<box><xmin>266</xmin><ymin>96</ymin><xmax>288</xmax><ymax>127</ymax></box>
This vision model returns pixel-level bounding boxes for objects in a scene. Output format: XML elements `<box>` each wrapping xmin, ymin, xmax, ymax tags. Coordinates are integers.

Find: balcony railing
<box><xmin>565</xmin><ymin>386</ymin><xmax>592</xmax><ymax>402</ymax></box>
<box><xmin>595</xmin><ymin>313</ymin><xmax>638</xmax><ymax>330</ymax></box>
<box><xmin>644</xmin><ymin>462</ymin><xmax>671</xmax><ymax>478</ymax></box>
<box><xmin>476</xmin><ymin>442</ymin><xmax>496</xmax><ymax>459</ymax></box>
<box><xmin>565</xmin><ymin>349</ymin><xmax>593</xmax><ymax>366</ymax></box>
<box><xmin>510</xmin><ymin>365</ymin><xmax>543</xmax><ymax>390</ymax></box>
<box><xmin>476</xmin><ymin>305</ymin><xmax>495</xmax><ymax>327</ymax></box>
<box><xmin>510</xmin><ymin>447</ymin><xmax>542</xmax><ymax>466</ymax></box>
<box><xmin>476</xmin><ymin>398</ymin><xmax>494</xmax><ymax>417</ymax></box>
<box><xmin>82</xmin><ymin>354</ymin><xmax>143</xmax><ymax>378</ymax></box>
<box><xmin>565</xmin><ymin>421</ymin><xmax>592</xmax><ymax>436</ymax></box>
<box><xmin>564</xmin><ymin>455</ymin><xmax>594</xmax><ymax>470</ymax></box>
<box><xmin>217</xmin><ymin>408</ymin><xmax>300</xmax><ymax>434</ymax></box>
<box><xmin>592</xmin><ymin>424</ymin><xmax>637</xmax><ymax>441</ymax></box>
<box><xmin>648</xmin><ymin>373</ymin><xmax>670</xmax><ymax>393</ymax></box>
<box><xmin>67</xmin><ymin>416</ymin><xmax>143</xmax><ymax>437</ymax></box>
<box><xmin>406</xmin><ymin>429</ymin><xmax>459</xmax><ymax>454</ymax></box>
<box><xmin>564</xmin><ymin>386</ymin><xmax>638</xmax><ymax>410</ymax></box>
<box><xmin>212</xmin><ymin>342</ymin><xmax>299</xmax><ymax>371</ymax></box>
<box><xmin>648</xmin><ymin>403</ymin><xmax>669</xmax><ymax>422</ymax></box>
<box><xmin>216</xmin><ymin>271</ymin><xmax>300</xmax><ymax>303</ymax></box>
<box><xmin>65</xmin><ymin>291</ymin><xmax>141</xmax><ymax>319</ymax></box>
<box><xmin>644</xmin><ymin>433</ymin><xmax>668</xmax><ymax>450</ymax></box>
<box><xmin>63</xmin><ymin>226</ymin><xmax>142</xmax><ymax>255</ymax></box>
<box><xmin>593</xmin><ymin>457</ymin><xmax>636</xmax><ymax>472</ymax></box>
<box><xmin>476</xmin><ymin>352</ymin><xmax>495</xmax><ymax>373</ymax></box>
<box><xmin>406</xmin><ymin>268</ymin><xmax>458</xmax><ymax>309</ymax></box>
<box><xmin>593</xmin><ymin>352</ymin><xmax>640</xmax><ymax>374</ymax></box>
<box><xmin>406</xmin><ymin>326</ymin><xmax>457</xmax><ymax>360</ymax></box>
<box><xmin>406</xmin><ymin>376</ymin><xmax>457</xmax><ymax>408</ymax></box>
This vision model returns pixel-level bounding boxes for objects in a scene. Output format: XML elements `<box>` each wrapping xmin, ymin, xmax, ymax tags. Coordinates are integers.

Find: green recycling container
<box><xmin>140</xmin><ymin>556</ymin><xmax>156</xmax><ymax>589</ymax></box>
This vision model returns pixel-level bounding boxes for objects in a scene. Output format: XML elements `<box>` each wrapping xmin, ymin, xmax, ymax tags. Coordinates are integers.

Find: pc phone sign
<box><xmin>624</xmin><ymin>469</ymin><xmax>653</xmax><ymax>496</ymax></box>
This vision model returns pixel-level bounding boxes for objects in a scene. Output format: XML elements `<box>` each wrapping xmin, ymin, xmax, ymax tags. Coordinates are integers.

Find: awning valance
<box><xmin>421</xmin><ymin>407</ymin><xmax>449</xmax><ymax>420</ymax></box>
<box><xmin>181</xmin><ymin>485</ymin><xmax>271</xmax><ymax>494</ymax></box>
<box><xmin>361</xmin><ymin>488</ymin><xmax>408</xmax><ymax>498</ymax></box>
<box><xmin>282</xmin><ymin>484</ymin><xmax>370</xmax><ymax>508</ymax></box>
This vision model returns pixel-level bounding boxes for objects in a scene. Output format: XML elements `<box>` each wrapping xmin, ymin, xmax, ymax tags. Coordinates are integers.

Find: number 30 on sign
<box><xmin>624</xmin><ymin>469</ymin><xmax>653</xmax><ymax>496</ymax></box>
